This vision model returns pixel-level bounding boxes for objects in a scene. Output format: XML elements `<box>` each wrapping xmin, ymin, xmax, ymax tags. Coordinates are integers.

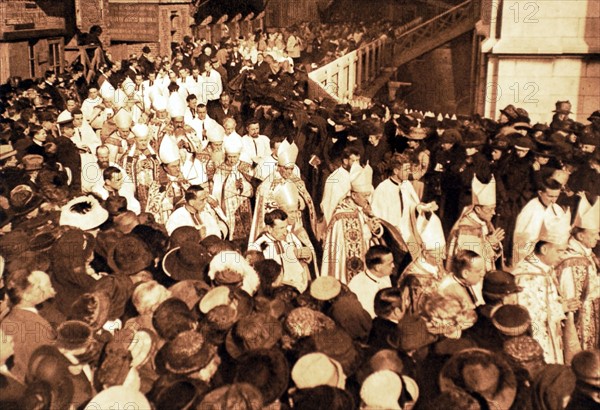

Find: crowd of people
<box><xmin>0</xmin><ymin>21</ymin><xmax>599</xmax><ymax>410</ymax></box>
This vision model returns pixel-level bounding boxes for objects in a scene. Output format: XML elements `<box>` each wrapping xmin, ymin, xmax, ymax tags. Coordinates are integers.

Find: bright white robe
<box><xmin>320</xmin><ymin>167</ymin><xmax>351</xmax><ymax>227</ymax></box>
<box><xmin>371</xmin><ymin>178</ymin><xmax>420</xmax><ymax>244</ymax></box>
<box><xmin>512</xmin><ymin>198</ymin><xmax>566</xmax><ymax>266</ymax></box>
<box><xmin>165</xmin><ymin>203</ymin><xmax>228</xmax><ymax>238</ymax></box>
<box><xmin>513</xmin><ymin>254</ymin><xmax>566</xmax><ymax>364</ymax></box>
<box><xmin>249</xmin><ymin>231</ymin><xmax>309</xmax><ymax>293</ymax></box>
<box><xmin>92</xmin><ymin>184</ymin><xmax>141</xmax><ymax>215</ymax></box>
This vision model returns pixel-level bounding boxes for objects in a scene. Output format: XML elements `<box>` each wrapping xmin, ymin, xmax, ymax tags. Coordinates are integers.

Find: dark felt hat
<box><xmin>107</xmin><ymin>234</ymin><xmax>153</xmax><ymax>275</ymax></box>
<box><xmin>93</xmin><ymin>274</ymin><xmax>134</xmax><ymax>320</ymax></box>
<box><xmin>389</xmin><ymin>314</ymin><xmax>437</xmax><ymax>352</ymax></box>
<box><xmin>483</xmin><ymin>270</ymin><xmax>523</xmax><ymax>296</ymax></box>
<box><xmin>492</xmin><ymin>304</ymin><xmax>531</xmax><ymax>336</ymax></box>
<box><xmin>571</xmin><ymin>350</ymin><xmax>600</xmax><ymax>387</ymax></box>
<box><xmin>169</xmin><ymin>225</ymin><xmax>201</xmax><ymax>248</ymax></box>
<box><xmin>56</xmin><ymin>320</ymin><xmax>94</xmax><ymax>351</ymax></box>
<box><xmin>152</xmin><ymin>297</ymin><xmax>198</xmax><ymax>341</ymax></box>
<box><xmin>233</xmin><ymin>348</ymin><xmax>290</xmax><ymax>405</ymax></box>
<box><xmin>440</xmin><ymin>128</ymin><xmax>462</xmax><ymax>144</ymax></box>
<box><xmin>69</xmin><ymin>291</ymin><xmax>111</xmax><ymax>330</ymax></box>
<box><xmin>500</xmin><ymin>104</ymin><xmax>519</xmax><ymax>120</ymax></box>
<box><xmin>162</xmin><ymin>242</ymin><xmax>211</xmax><ymax>281</ymax></box>
<box><xmin>292</xmin><ymin>386</ymin><xmax>355</xmax><ymax>410</ymax></box>
<box><xmin>25</xmin><ymin>346</ymin><xmax>74</xmax><ymax>410</ymax></box>
<box><xmin>152</xmin><ymin>379</ymin><xmax>204</xmax><ymax>410</ymax></box>
<box><xmin>9</xmin><ymin>184</ymin><xmax>43</xmax><ymax>216</ymax></box>
<box><xmin>312</xmin><ymin>327</ymin><xmax>359</xmax><ymax>376</ymax></box>
<box><xmin>163</xmin><ymin>330</ymin><xmax>216</xmax><ymax>375</ymax></box>
<box><xmin>197</xmin><ymin>383</ymin><xmax>263</xmax><ymax>410</ymax></box>
<box><xmin>225</xmin><ymin>313</ymin><xmax>283</xmax><ymax>359</ymax></box>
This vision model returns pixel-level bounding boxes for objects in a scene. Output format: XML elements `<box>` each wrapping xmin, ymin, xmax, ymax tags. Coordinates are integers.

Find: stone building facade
<box><xmin>478</xmin><ymin>0</ymin><xmax>599</xmax><ymax>123</ymax></box>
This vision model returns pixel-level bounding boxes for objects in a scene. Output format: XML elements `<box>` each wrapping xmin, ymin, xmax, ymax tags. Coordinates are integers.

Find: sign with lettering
<box><xmin>110</xmin><ymin>3</ymin><xmax>159</xmax><ymax>41</ymax></box>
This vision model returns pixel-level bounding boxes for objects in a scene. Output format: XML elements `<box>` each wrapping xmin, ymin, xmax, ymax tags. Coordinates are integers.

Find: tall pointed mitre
<box><xmin>152</xmin><ymin>93</ymin><xmax>167</xmax><ymax>112</ymax></box>
<box><xmin>472</xmin><ymin>174</ymin><xmax>496</xmax><ymax>206</ymax></box>
<box><xmin>206</xmin><ymin>124</ymin><xmax>225</xmax><ymax>143</ymax></box>
<box><xmin>168</xmin><ymin>92</ymin><xmax>186</xmax><ymax>118</ymax></box>
<box><xmin>277</xmin><ymin>140</ymin><xmax>299</xmax><ymax>166</ymax></box>
<box><xmin>223</xmin><ymin>134</ymin><xmax>243</xmax><ymax>154</ymax></box>
<box><xmin>574</xmin><ymin>195</ymin><xmax>600</xmax><ymax>231</ymax></box>
<box><xmin>350</xmin><ymin>163</ymin><xmax>373</xmax><ymax>193</ymax></box>
<box><xmin>131</xmin><ymin>123</ymin><xmax>149</xmax><ymax>139</ymax></box>
<box><xmin>418</xmin><ymin>211</ymin><xmax>446</xmax><ymax>251</ymax></box>
<box><xmin>159</xmin><ymin>135</ymin><xmax>180</xmax><ymax>164</ymax></box>
<box><xmin>272</xmin><ymin>181</ymin><xmax>300</xmax><ymax>211</ymax></box>
<box><xmin>113</xmin><ymin>109</ymin><xmax>132</xmax><ymax>130</ymax></box>
<box><xmin>100</xmin><ymin>80</ymin><xmax>115</xmax><ymax>101</ymax></box>
<box><xmin>539</xmin><ymin>208</ymin><xmax>571</xmax><ymax>245</ymax></box>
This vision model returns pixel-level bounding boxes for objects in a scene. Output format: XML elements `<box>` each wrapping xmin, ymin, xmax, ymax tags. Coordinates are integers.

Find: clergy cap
<box><xmin>574</xmin><ymin>195</ymin><xmax>599</xmax><ymax>231</ymax></box>
<box><xmin>472</xmin><ymin>175</ymin><xmax>496</xmax><ymax>206</ymax></box>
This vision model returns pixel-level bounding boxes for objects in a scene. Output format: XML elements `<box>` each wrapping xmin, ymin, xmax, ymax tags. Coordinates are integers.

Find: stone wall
<box><xmin>480</xmin><ymin>0</ymin><xmax>599</xmax><ymax>122</ymax></box>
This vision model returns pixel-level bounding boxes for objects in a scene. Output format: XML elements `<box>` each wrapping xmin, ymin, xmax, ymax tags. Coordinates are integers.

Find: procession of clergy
<box><xmin>48</xmin><ymin>79</ymin><xmax>600</xmax><ymax>366</ymax></box>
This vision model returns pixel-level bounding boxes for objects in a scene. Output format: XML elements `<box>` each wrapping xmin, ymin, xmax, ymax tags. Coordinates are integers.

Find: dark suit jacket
<box><xmin>208</xmin><ymin>104</ymin><xmax>241</xmax><ymax>127</ymax></box>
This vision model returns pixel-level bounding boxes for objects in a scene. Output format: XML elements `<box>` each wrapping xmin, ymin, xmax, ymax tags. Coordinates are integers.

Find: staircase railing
<box><xmin>308</xmin><ymin>0</ymin><xmax>476</xmax><ymax>101</ymax></box>
<box><xmin>308</xmin><ymin>17</ymin><xmax>423</xmax><ymax>102</ymax></box>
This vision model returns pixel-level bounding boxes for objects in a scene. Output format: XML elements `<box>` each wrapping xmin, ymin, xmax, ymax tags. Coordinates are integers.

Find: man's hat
<box><xmin>131</xmin><ymin>123</ymin><xmax>150</xmax><ymax>139</ymax></box>
<box><xmin>21</xmin><ymin>154</ymin><xmax>44</xmax><ymax>171</ymax></box>
<box><xmin>553</xmin><ymin>100</ymin><xmax>573</xmax><ymax>114</ymax></box>
<box><xmin>223</xmin><ymin>134</ymin><xmax>243</xmax><ymax>154</ymax></box>
<box><xmin>512</xmin><ymin>135</ymin><xmax>535</xmax><ymax>151</ymax></box>
<box><xmin>168</xmin><ymin>93</ymin><xmax>186</xmax><ymax>118</ymax></box>
<box><xmin>9</xmin><ymin>184</ymin><xmax>43</xmax><ymax>216</ymax></box>
<box><xmin>292</xmin><ymin>352</ymin><xmax>346</xmax><ymax>389</ymax></box>
<box><xmin>152</xmin><ymin>298</ymin><xmax>198</xmax><ymax>341</ymax></box>
<box><xmin>415</xmin><ymin>210</ymin><xmax>446</xmax><ymax>252</ymax></box>
<box><xmin>56</xmin><ymin>320</ymin><xmax>94</xmax><ymax>351</ymax></box>
<box><xmin>483</xmin><ymin>270</ymin><xmax>522</xmax><ymax>296</ymax></box>
<box><xmin>408</xmin><ymin>124</ymin><xmax>427</xmax><ymax>140</ymax></box>
<box><xmin>113</xmin><ymin>108</ymin><xmax>132</xmax><ymax>129</ymax></box>
<box><xmin>532</xmin><ymin>141</ymin><xmax>556</xmax><ymax>159</ymax></box>
<box><xmin>500</xmin><ymin>104</ymin><xmax>519</xmax><ymax>120</ymax></box>
<box><xmin>439</xmin><ymin>128</ymin><xmax>462</xmax><ymax>144</ymax></box>
<box><xmin>0</xmin><ymin>140</ymin><xmax>17</xmax><ymax>160</ymax></box>
<box><xmin>503</xmin><ymin>335</ymin><xmax>544</xmax><ymax>364</ymax></box>
<box><xmin>587</xmin><ymin>110</ymin><xmax>600</xmax><ymax>122</ymax></box>
<box><xmin>490</xmin><ymin>136</ymin><xmax>511</xmax><ymax>151</ymax></box>
<box><xmin>158</xmin><ymin>134</ymin><xmax>180</xmax><ymax>164</ymax></box>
